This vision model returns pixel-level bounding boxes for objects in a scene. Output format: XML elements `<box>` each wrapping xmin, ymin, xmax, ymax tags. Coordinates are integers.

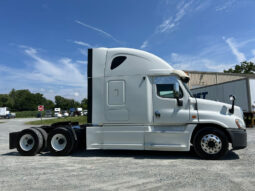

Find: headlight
<box><xmin>235</xmin><ymin>119</ymin><xmax>245</xmax><ymax>129</ymax></box>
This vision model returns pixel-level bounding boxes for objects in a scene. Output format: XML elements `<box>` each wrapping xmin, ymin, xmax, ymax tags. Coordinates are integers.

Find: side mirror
<box><xmin>229</xmin><ymin>95</ymin><xmax>235</xmax><ymax>114</ymax></box>
<box><xmin>174</xmin><ymin>90</ymin><xmax>183</xmax><ymax>107</ymax></box>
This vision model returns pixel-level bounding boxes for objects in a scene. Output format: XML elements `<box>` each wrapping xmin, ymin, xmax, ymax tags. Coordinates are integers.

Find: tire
<box><xmin>16</xmin><ymin>128</ymin><xmax>43</xmax><ymax>156</ymax></box>
<box><xmin>47</xmin><ymin>127</ymin><xmax>75</xmax><ymax>156</ymax></box>
<box><xmin>31</xmin><ymin>127</ymin><xmax>48</xmax><ymax>152</ymax></box>
<box><xmin>193</xmin><ymin>127</ymin><xmax>229</xmax><ymax>160</ymax></box>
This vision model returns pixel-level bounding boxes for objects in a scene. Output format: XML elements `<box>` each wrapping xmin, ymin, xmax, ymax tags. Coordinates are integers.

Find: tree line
<box><xmin>224</xmin><ymin>61</ymin><xmax>255</xmax><ymax>74</ymax></box>
<box><xmin>0</xmin><ymin>89</ymin><xmax>88</xmax><ymax>111</ymax></box>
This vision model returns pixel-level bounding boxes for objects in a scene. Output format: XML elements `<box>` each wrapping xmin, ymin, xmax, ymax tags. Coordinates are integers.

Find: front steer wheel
<box><xmin>193</xmin><ymin>127</ymin><xmax>229</xmax><ymax>160</ymax></box>
<box><xmin>47</xmin><ymin>127</ymin><xmax>75</xmax><ymax>156</ymax></box>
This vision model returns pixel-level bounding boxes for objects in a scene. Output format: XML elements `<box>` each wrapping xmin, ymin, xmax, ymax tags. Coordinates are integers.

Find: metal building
<box><xmin>185</xmin><ymin>70</ymin><xmax>255</xmax><ymax>89</ymax></box>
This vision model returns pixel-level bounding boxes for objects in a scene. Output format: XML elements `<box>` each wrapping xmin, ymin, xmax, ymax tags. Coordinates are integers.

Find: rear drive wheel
<box><xmin>17</xmin><ymin>128</ymin><xmax>43</xmax><ymax>156</ymax></box>
<box><xmin>193</xmin><ymin>127</ymin><xmax>229</xmax><ymax>160</ymax></box>
<box><xmin>31</xmin><ymin>127</ymin><xmax>48</xmax><ymax>152</ymax></box>
<box><xmin>47</xmin><ymin>127</ymin><xmax>75</xmax><ymax>156</ymax></box>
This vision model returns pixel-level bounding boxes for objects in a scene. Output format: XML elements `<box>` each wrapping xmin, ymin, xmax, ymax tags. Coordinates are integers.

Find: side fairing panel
<box><xmin>92</xmin><ymin>77</ymin><xmax>105</xmax><ymax>124</ymax></box>
<box><xmin>144</xmin><ymin>125</ymin><xmax>195</xmax><ymax>151</ymax></box>
<box><xmin>86</xmin><ymin>126</ymin><xmax>103</xmax><ymax>149</ymax></box>
<box><xmin>90</xmin><ymin>48</ymin><xmax>107</xmax><ymax>124</ymax></box>
<box><xmin>102</xmin><ymin>125</ymin><xmax>145</xmax><ymax>150</ymax></box>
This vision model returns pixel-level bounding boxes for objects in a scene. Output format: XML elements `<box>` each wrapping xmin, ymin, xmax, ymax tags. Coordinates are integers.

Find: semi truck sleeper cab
<box><xmin>9</xmin><ymin>48</ymin><xmax>247</xmax><ymax>159</ymax></box>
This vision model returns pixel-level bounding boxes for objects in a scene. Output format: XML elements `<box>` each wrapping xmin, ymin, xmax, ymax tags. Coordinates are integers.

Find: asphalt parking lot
<box><xmin>0</xmin><ymin>118</ymin><xmax>255</xmax><ymax>191</ymax></box>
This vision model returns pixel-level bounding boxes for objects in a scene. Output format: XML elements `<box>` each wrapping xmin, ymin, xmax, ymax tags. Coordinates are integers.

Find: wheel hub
<box><xmin>201</xmin><ymin>134</ymin><xmax>222</xmax><ymax>154</ymax></box>
<box><xmin>208</xmin><ymin>141</ymin><xmax>215</xmax><ymax>148</ymax></box>
<box><xmin>51</xmin><ymin>134</ymin><xmax>67</xmax><ymax>151</ymax></box>
<box><xmin>27</xmin><ymin>139</ymin><xmax>34</xmax><ymax>145</ymax></box>
<box><xmin>58</xmin><ymin>138</ymin><xmax>65</xmax><ymax>145</ymax></box>
<box><xmin>19</xmin><ymin>134</ymin><xmax>35</xmax><ymax>151</ymax></box>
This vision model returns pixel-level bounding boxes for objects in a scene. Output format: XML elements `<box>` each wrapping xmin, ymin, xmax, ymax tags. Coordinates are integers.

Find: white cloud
<box><xmin>158</xmin><ymin>17</ymin><xmax>175</xmax><ymax>33</ymax></box>
<box><xmin>43</xmin><ymin>88</ymin><xmax>85</xmax><ymax>101</ymax></box>
<box><xmin>73</xmin><ymin>40</ymin><xmax>91</xmax><ymax>47</ymax></box>
<box><xmin>224</xmin><ymin>37</ymin><xmax>246</xmax><ymax>62</ymax></box>
<box><xmin>75</xmin><ymin>20</ymin><xmax>121</xmax><ymax>44</ymax></box>
<box><xmin>194</xmin><ymin>0</ymin><xmax>211</xmax><ymax>11</ymax></box>
<box><xmin>140</xmin><ymin>40</ymin><xmax>148</xmax><ymax>49</ymax></box>
<box><xmin>143</xmin><ymin>0</ymin><xmax>194</xmax><ymax>48</ymax></box>
<box><xmin>216</xmin><ymin>0</ymin><xmax>236</xmax><ymax>12</ymax></box>
<box><xmin>79</xmin><ymin>48</ymin><xmax>87</xmax><ymax>56</ymax></box>
<box><xmin>76</xmin><ymin>60</ymin><xmax>87</xmax><ymax>65</ymax></box>
<box><xmin>157</xmin><ymin>0</ymin><xmax>193</xmax><ymax>33</ymax></box>
<box><xmin>204</xmin><ymin>63</ymin><xmax>234</xmax><ymax>72</ymax></box>
<box><xmin>169</xmin><ymin>52</ymin><xmax>234</xmax><ymax>72</ymax></box>
<box><xmin>236</xmin><ymin>38</ymin><xmax>255</xmax><ymax>48</ymax></box>
<box><xmin>74</xmin><ymin>92</ymin><xmax>79</xmax><ymax>97</ymax></box>
<box><xmin>249</xmin><ymin>49</ymin><xmax>255</xmax><ymax>63</ymax></box>
<box><xmin>0</xmin><ymin>46</ymin><xmax>87</xmax><ymax>101</ymax></box>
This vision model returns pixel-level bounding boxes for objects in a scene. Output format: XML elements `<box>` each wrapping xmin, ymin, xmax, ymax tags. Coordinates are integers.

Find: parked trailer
<box><xmin>9</xmin><ymin>48</ymin><xmax>247</xmax><ymax>159</ymax></box>
<box><xmin>191</xmin><ymin>78</ymin><xmax>255</xmax><ymax>127</ymax></box>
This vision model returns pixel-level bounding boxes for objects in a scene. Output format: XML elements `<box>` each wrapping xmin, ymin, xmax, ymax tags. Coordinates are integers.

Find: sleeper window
<box><xmin>111</xmin><ymin>56</ymin><xmax>126</xmax><ymax>70</ymax></box>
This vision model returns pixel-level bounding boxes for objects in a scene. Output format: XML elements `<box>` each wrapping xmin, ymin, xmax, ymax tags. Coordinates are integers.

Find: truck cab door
<box><xmin>152</xmin><ymin>76</ymin><xmax>189</xmax><ymax>125</ymax></box>
<box><xmin>145</xmin><ymin>76</ymin><xmax>193</xmax><ymax>151</ymax></box>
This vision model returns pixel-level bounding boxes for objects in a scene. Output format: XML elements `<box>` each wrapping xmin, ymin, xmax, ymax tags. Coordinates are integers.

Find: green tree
<box><xmin>0</xmin><ymin>89</ymin><xmax>55</xmax><ymax>111</ymax></box>
<box><xmin>0</xmin><ymin>94</ymin><xmax>12</xmax><ymax>108</ymax></box>
<box><xmin>13</xmin><ymin>90</ymin><xmax>37</xmax><ymax>111</ymax></box>
<box><xmin>45</xmin><ymin>100</ymin><xmax>55</xmax><ymax>110</ymax></box>
<box><xmin>55</xmin><ymin>96</ymin><xmax>80</xmax><ymax>110</ymax></box>
<box><xmin>224</xmin><ymin>61</ymin><xmax>255</xmax><ymax>74</ymax></box>
<box><xmin>81</xmin><ymin>98</ymin><xmax>88</xmax><ymax>109</ymax></box>
<box><xmin>1</xmin><ymin>89</ymin><xmax>84</xmax><ymax>112</ymax></box>
<box><xmin>9</xmin><ymin>88</ymin><xmax>16</xmax><ymax>109</ymax></box>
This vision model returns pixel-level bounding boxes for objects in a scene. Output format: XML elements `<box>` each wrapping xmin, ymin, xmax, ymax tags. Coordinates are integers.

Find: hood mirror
<box><xmin>229</xmin><ymin>95</ymin><xmax>236</xmax><ymax>114</ymax></box>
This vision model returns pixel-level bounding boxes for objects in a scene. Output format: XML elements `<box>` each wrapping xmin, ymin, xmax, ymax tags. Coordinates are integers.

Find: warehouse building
<box><xmin>185</xmin><ymin>70</ymin><xmax>255</xmax><ymax>89</ymax></box>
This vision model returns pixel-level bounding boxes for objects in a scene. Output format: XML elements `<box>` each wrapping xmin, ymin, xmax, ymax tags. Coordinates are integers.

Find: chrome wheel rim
<box><xmin>19</xmin><ymin>134</ymin><xmax>35</xmax><ymax>151</ymax></box>
<box><xmin>201</xmin><ymin>134</ymin><xmax>222</xmax><ymax>154</ymax></box>
<box><xmin>51</xmin><ymin>134</ymin><xmax>67</xmax><ymax>151</ymax></box>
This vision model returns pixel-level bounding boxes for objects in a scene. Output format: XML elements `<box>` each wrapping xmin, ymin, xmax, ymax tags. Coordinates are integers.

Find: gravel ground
<box><xmin>0</xmin><ymin>118</ymin><xmax>255</xmax><ymax>191</ymax></box>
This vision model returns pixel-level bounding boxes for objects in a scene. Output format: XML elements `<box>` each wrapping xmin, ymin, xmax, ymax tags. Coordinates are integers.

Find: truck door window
<box><xmin>154</xmin><ymin>76</ymin><xmax>183</xmax><ymax>98</ymax></box>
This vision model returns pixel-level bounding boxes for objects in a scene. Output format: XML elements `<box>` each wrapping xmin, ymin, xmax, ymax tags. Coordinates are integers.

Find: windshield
<box><xmin>182</xmin><ymin>81</ymin><xmax>193</xmax><ymax>97</ymax></box>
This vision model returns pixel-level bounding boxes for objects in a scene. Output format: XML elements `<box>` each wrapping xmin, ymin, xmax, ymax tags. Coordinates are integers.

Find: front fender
<box><xmin>197</xmin><ymin>119</ymin><xmax>228</xmax><ymax>128</ymax></box>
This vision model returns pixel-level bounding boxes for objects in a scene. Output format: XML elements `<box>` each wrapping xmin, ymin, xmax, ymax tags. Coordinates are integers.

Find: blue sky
<box><xmin>0</xmin><ymin>0</ymin><xmax>255</xmax><ymax>101</ymax></box>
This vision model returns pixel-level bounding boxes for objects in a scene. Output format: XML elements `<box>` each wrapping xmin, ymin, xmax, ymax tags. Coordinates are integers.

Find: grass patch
<box><xmin>0</xmin><ymin>122</ymin><xmax>4</xmax><ymax>124</ymax></box>
<box><xmin>26</xmin><ymin>116</ymin><xmax>87</xmax><ymax>125</ymax></box>
<box><xmin>15</xmin><ymin>111</ymin><xmax>43</xmax><ymax>118</ymax></box>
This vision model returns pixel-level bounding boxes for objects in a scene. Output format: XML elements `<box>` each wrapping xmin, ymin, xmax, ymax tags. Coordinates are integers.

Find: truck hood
<box><xmin>196</xmin><ymin>98</ymin><xmax>245</xmax><ymax>128</ymax></box>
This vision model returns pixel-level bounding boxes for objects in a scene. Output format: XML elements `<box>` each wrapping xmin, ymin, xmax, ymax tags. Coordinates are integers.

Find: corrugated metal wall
<box><xmin>185</xmin><ymin>71</ymin><xmax>251</xmax><ymax>89</ymax></box>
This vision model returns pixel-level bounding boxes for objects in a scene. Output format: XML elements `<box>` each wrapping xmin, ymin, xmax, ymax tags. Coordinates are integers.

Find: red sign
<box><xmin>38</xmin><ymin>105</ymin><xmax>44</xmax><ymax>111</ymax></box>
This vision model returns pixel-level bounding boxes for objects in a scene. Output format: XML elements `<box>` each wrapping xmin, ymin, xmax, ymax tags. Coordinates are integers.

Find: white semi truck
<box><xmin>191</xmin><ymin>78</ymin><xmax>255</xmax><ymax>127</ymax></box>
<box><xmin>0</xmin><ymin>107</ymin><xmax>16</xmax><ymax>119</ymax></box>
<box><xmin>9</xmin><ymin>48</ymin><xmax>247</xmax><ymax>159</ymax></box>
<box><xmin>0</xmin><ymin>107</ymin><xmax>15</xmax><ymax>119</ymax></box>
<box><xmin>0</xmin><ymin>107</ymin><xmax>10</xmax><ymax>118</ymax></box>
